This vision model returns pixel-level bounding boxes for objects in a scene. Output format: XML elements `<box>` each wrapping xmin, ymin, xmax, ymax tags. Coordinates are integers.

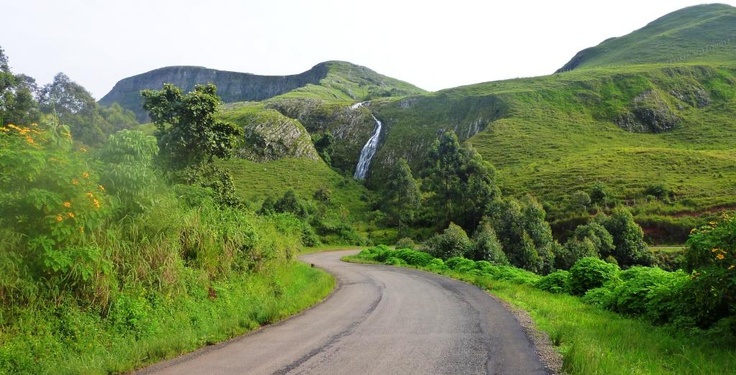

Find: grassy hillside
<box><xmin>557</xmin><ymin>4</ymin><xmax>736</xmax><ymax>71</ymax></box>
<box><xmin>219</xmin><ymin>157</ymin><xmax>371</xmax><ymax>221</ymax></box>
<box><xmin>362</xmin><ymin>63</ymin><xmax>736</xmax><ymax>241</ymax></box>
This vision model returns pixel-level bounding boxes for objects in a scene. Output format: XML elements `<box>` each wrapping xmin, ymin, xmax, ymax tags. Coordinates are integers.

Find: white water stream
<box><xmin>353</xmin><ymin>103</ymin><xmax>382</xmax><ymax>180</ymax></box>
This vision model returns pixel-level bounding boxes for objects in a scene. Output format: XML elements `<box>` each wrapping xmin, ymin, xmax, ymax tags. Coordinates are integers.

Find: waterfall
<box><xmin>353</xmin><ymin>113</ymin><xmax>382</xmax><ymax>180</ymax></box>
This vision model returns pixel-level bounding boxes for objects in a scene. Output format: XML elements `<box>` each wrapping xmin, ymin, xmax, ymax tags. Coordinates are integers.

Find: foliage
<box><xmin>489</xmin><ymin>196</ymin><xmax>557</xmax><ymax>274</ymax></box>
<box><xmin>97</xmin><ymin>130</ymin><xmax>160</xmax><ymax>215</ymax></box>
<box><xmin>569</xmin><ymin>257</ymin><xmax>620</xmax><ymax>296</ymax></box>
<box><xmin>684</xmin><ymin>212</ymin><xmax>736</xmax><ymax>331</ymax></box>
<box><xmin>312</xmin><ymin>131</ymin><xmax>334</xmax><ymax>166</ymax></box>
<box><xmin>598</xmin><ymin>207</ymin><xmax>653</xmax><ymax>267</ymax></box>
<box><xmin>142</xmin><ymin>83</ymin><xmax>242</xmax><ymax>171</ymax></box>
<box><xmin>423</xmin><ymin>223</ymin><xmax>473</xmax><ymax>260</ymax></box>
<box><xmin>423</xmin><ymin>130</ymin><xmax>499</xmax><ymax>232</ymax></box>
<box><xmin>382</xmin><ymin>158</ymin><xmax>420</xmax><ymax>237</ymax></box>
<box><xmin>535</xmin><ymin>270</ymin><xmax>571</xmax><ymax>294</ymax></box>
<box><xmin>557</xmin><ymin>222</ymin><xmax>614</xmax><ymax>269</ymax></box>
<box><xmin>469</xmin><ymin>219</ymin><xmax>508</xmax><ymax>265</ymax></box>
<box><xmin>0</xmin><ymin>47</ymin><xmax>39</xmax><ymax>126</ymax></box>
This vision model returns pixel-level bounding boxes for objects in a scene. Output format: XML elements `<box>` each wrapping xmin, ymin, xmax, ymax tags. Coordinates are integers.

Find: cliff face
<box><xmin>99</xmin><ymin>64</ymin><xmax>329</xmax><ymax>122</ymax></box>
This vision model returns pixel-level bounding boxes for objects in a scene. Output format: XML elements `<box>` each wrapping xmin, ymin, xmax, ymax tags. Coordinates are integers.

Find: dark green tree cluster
<box><xmin>384</xmin><ymin>130</ymin><xmax>652</xmax><ymax>274</ymax></box>
<box><xmin>423</xmin><ymin>131</ymin><xmax>500</xmax><ymax>232</ymax></box>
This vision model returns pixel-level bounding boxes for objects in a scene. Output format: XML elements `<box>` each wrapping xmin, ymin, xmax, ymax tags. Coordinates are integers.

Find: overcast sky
<box><xmin>4</xmin><ymin>1</ymin><xmax>734</xmax><ymax>100</ymax></box>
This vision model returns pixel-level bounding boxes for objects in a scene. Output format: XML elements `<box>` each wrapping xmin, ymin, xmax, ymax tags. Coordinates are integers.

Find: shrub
<box><xmin>608</xmin><ymin>267</ymin><xmax>676</xmax><ymax>316</ymax></box>
<box><xmin>536</xmin><ymin>270</ymin><xmax>571</xmax><ymax>294</ymax></box>
<box><xmin>423</xmin><ymin>223</ymin><xmax>473</xmax><ymax>260</ymax></box>
<box><xmin>395</xmin><ymin>237</ymin><xmax>416</xmax><ymax>250</ymax></box>
<box><xmin>569</xmin><ymin>257</ymin><xmax>620</xmax><ymax>295</ymax></box>
<box><xmin>470</xmin><ymin>221</ymin><xmax>509</xmax><ymax>265</ymax></box>
<box><xmin>445</xmin><ymin>257</ymin><xmax>476</xmax><ymax>273</ymax></box>
<box><xmin>393</xmin><ymin>249</ymin><xmax>433</xmax><ymax>267</ymax></box>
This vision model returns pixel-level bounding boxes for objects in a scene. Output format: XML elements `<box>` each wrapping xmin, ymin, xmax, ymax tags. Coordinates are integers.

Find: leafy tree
<box><xmin>142</xmin><ymin>83</ymin><xmax>242</xmax><ymax>206</ymax></box>
<box><xmin>39</xmin><ymin>73</ymin><xmax>110</xmax><ymax>146</ymax></box>
<box><xmin>424</xmin><ymin>222</ymin><xmax>473</xmax><ymax>260</ymax></box>
<box><xmin>489</xmin><ymin>196</ymin><xmax>557</xmax><ymax>274</ymax></box>
<box><xmin>571</xmin><ymin>190</ymin><xmax>592</xmax><ymax>213</ymax></box>
<box><xmin>598</xmin><ymin>207</ymin><xmax>652</xmax><ymax>267</ymax></box>
<box><xmin>383</xmin><ymin>158</ymin><xmax>420</xmax><ymax>237</ymax></box>
<box><xmin>590</xmin><ymin>181</ymin><xmax>609</xmax><ymax>207</ymax></box>
<box><xmin>142</xmin><ymin>83</ymin><xmax>242</xmax><ymax>171</ymax></box>
<box><xmin>424</xmin><ymin>130</ymin><xmax>499</xmax><ymax>231</ymax></box>
<box><xmin>274</xmin><ymin>190</ymin><xmax>310</xmax><ymax>219</ymax></box>
<box><xmin>569</xmin><ymin>257</ymin><xmax>620</xmax><ymax>296</ymax></box>
<box><xmin>470</xmin><ymin>219</ymin><xmax>508</xmax><ymax>265</ymax></box>
<box><xmin>0</xmin><ymin>47</ymin><xmax>39</xmax><ymax>126</ymax></box>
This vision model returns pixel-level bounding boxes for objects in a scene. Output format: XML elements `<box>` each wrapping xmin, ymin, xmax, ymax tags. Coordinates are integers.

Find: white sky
<box><xmin>4</xmin><ymin>1</ymin><xmax>734</xmax><ymax>100</ymax></box>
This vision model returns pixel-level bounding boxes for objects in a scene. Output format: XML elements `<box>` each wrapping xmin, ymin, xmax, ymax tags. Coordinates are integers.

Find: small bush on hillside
<box><xmin>395</xmin><ymin>237</ymin><xmax>416</xmax><ymax>250</ymax></box>
<box><xmin>423</xmin><ymin>223</ymin><xmax>473</xmax><ymax>260</ymax></box>
<box><xmin>536</xmin><ymin>270</ymin><xmax>571</xmax><ymax>294</ymax></box>
<box><xmin>392</xmin><ymin>249</ymin><xmax>433</xmax><ymax>267</ymax></box>
<box><xmin>445</xmin><ymin>257</ymin><xmax>477</xmax><ymax>273</ymax></box>
<box><xmin>581</xmin><ymin>287</ymin><xmax>615</xmax><ymax>308</ymax></box>
<box><xmin>608</xmin><ymin>267</ymin><xmax>676</xmax><ymax>316</ymax></box>
<box><xmin>569</xmin><ymin>257</ymin><xmax>620</xmax><ymax>295</ymax></box>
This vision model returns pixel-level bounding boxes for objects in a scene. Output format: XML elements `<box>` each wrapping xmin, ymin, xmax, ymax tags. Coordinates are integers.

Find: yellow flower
<box><xmin>25</xmin><ymin>136</ymin><xmax>34</xmax><ymax>144</ymax></box>
<box><xmin>93</xmin><ymin>199</ymin><xmax>100</xmax><ymax>209</ymax></box>
<box><xmin>72</xmin><ymin>179</ymin><xmax>79</xmax><ymax>185</ymax></box>
<box><xmin>729</xmin><ymin>265</ymin><xmax>735</xmax><ymax>271</ymax></box>
<box><xmin>86</xmin><ymin>192</ymin><xmax>94</xmax><ymax>198</ymax></box>
<box><xmin>56</xmin><ymin>215</ymin><xmax>63</xmax><ymax>222</ymax></box>
<box><xmin>82</xmin><ymin>172</ymin><xmax>89</xmax><ymax>178</ymax></box>
<box><xmin>79</xmin><ymin>227</ymin><xmax>84</xmax><ymax>233</ymax></box>
<box><xmin>98</xmin><ymin>185</ymin><xmax>105</xmax><ymax>191</ymax></box>
<box><xmin>63</xmin><ymin>201</ymin><xmax>72</xmax><ymax>208</ymax></box>
<box><xmin>80</xmin><ymin>147</ymin><xmax>87</xmax><ymax>152</ymax></box>
<box><xmin>67</xmin><ymin>212</ymin><xmax>75</xmax><ymax>218</ymax></box>
<box><xmin>716</xmin><ymin>253</ymin><xmax>725</xmax><ymax>260</ymax></box>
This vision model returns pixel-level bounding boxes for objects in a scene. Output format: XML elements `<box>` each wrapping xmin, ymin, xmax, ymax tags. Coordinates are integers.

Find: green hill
<box><xmin>557</xmin><ymin>3</ymin><xmax>736</xmax><ymax>72</ymax></box>
<box><xmin>99</xmin><ymin>61</ymin><xmax>425</xmax><ymax>121</ymax></box>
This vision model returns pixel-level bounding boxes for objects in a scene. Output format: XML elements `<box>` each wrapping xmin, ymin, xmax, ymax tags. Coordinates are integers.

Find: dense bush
<box><xmin>536</xmin><ymin>270</ymin><xmax>571</xmax><ymax>294</ymax></box>
<box><xmin>569</xmin><ymin>257</ymin><xmax>620</xmax><ymax>295</ymax></box>
<box><xmin>423</xmin><ymin>223</ymin><xmax>473</xmax><ymax>260</ymax></box>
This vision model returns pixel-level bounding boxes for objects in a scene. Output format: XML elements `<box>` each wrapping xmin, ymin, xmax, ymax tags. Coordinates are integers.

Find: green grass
<box><xmin>558</xmin><ymin>4</ymin><xmax>736</xmax><ymax>71</ymax></box>
<box><xmin>491</xmin><ymin>282</ymin><xmax>736</xmax><ymax>375</ymax></box>
<box><xmin>219</xmin><ymin>157</ymin><xmax>371</xmax><ymax>221</ymax></box>
<box><xmin>0</xmin><ymin>260</ymin><xmax>335</xmax><ymax>374</ymax></box>
<box><xmin>362</xmin><ymin>63</ymin><xmax>736</xmax><ymax>242</ymax></box>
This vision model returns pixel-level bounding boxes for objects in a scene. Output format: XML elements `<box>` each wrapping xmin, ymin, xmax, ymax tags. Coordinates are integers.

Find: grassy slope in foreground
<box><xmin>0</xmin><ymin>261</ymin><xmax>334</xmax><ymax>374</ymax></box>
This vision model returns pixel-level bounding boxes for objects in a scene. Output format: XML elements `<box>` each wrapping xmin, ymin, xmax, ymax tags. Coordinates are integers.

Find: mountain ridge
<box><xmin>99</xmin><ymin>61</ymin><xmax>425</xmax><ymax>122</ymax></box>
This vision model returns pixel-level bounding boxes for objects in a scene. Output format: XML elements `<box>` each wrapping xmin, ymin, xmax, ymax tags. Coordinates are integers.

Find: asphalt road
<box><xmin>136</xmin><ymin>250</ymin><xmax>548</xmax><ymax>375</ymax></box>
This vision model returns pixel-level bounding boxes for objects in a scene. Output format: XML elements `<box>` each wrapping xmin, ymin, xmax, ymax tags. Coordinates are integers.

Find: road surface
<box><xmin>136</xmin><ymin>250</ymin><xmax>548</xmax><ymax>374</ymax></box>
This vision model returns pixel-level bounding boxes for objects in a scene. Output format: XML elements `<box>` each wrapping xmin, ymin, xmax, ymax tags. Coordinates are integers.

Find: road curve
<box><xmin>136</xmin><ymin>250</ymin><xmax>548</xmax><ymax>375</ymax></box>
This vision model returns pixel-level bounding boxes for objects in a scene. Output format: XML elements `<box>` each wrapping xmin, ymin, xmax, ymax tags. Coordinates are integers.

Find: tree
<box><xmin>470</xmin><ymin>219</ymin><xmax>508</xmax><ymax>265</ymax></box>
<box><xmin>598</xmin><ymin>207</ymin><xmax>652</xmax><ymax>267</ymax></box>
<box><xmin>0</xmin><ymin>47</ymin><xmax>40</xmax><ymax>126</ymax></box>
<box><xmin>383</xmin><ymin>158</ymin><xmax>420</xmax><ymax>237</ymax></box>
<box><xmin>424</xmin><ymin>222</ymin><xmax>473</xmax><ymax>260</ymax></box>
<box><xmin>142</xmin><ymin>83</ymin><xmax>242</xmax><ymax>206</ymax></box>
<box><xmin>424</xmin><ymin>130</ymin><xmax>499</xmax><ymax>232</ymax></box>
<box><xmin>39</xmin><ymin>73</ymin><xmax>109</xmax><ymax>145</ymax></box>
<box><xmin>142</xmin><ymin>83</ymin><xmax>242</xmax><ymax>171</ymax></box>
<box><xmin>557</xmin><ymin>222</ymin><xmax>614</xmax><ymax>269</ymax></box>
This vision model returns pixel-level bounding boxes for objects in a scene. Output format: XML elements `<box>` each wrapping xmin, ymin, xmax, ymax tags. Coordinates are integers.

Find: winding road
<box><xmin>136</xmin><ymin>250</ymin><xmax>548</xmax><ymax>374</ymax></box>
